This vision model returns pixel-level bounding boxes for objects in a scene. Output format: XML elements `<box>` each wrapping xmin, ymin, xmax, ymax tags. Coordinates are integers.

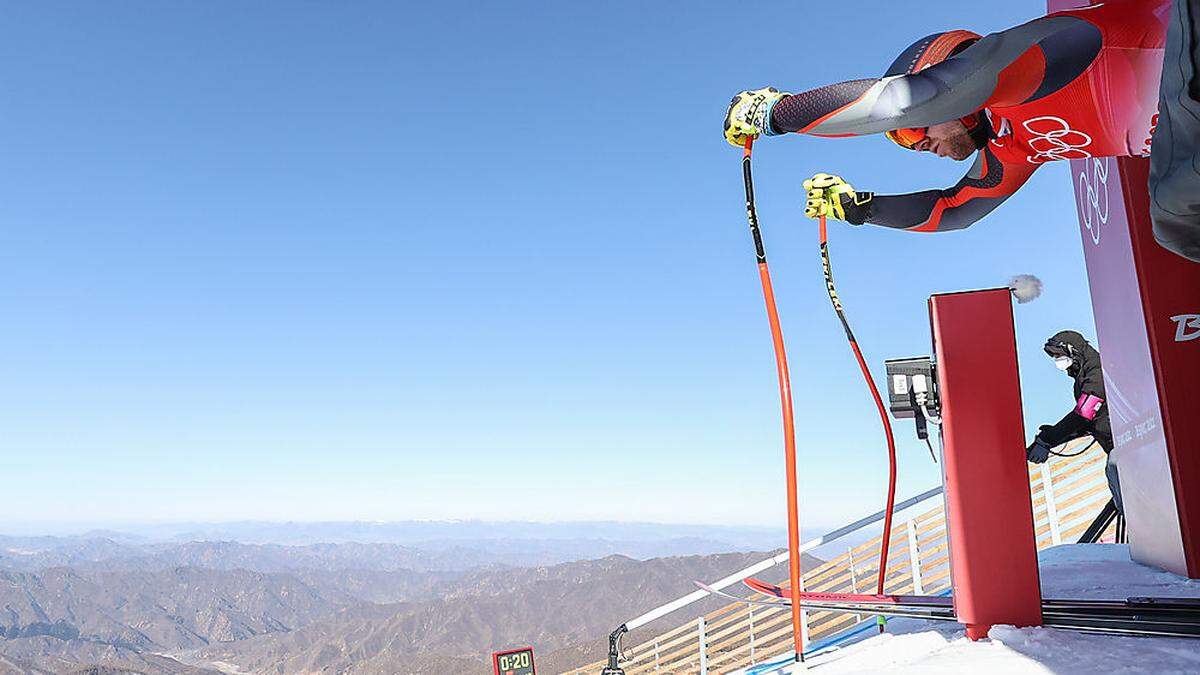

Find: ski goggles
<box><xmin>885</xmin><ymin>113</ymin><xmax>983</xmax><ymax>151</ymax></box>
<box><xmin>1043</xmin><ymin>339</ymin><xmax>1074</xmax><ymax>359</ymax></box>
<box><xmin>885</xmin><ymin>126</ymin><xmax>928</xmax><ymax>150</ymax></box>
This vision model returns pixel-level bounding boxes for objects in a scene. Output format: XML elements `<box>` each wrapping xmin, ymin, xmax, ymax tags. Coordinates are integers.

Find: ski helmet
<box><xmin>883</xmin><ymin>30</ymin><xmax>990</xmax><ymax>151</ymax></box>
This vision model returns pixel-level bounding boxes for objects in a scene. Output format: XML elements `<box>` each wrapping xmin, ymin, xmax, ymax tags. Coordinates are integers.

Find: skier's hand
<box><xmin>724</xmin><ymin>87</ymin><xmax>790</xmax><ymax>147</ymax></box>
<box><xmin>1026</xmin><ymin>437</ymin><xmax>1052</xmax><ymax>464</ymax></box>
<box><xmin>803</xmin><ymin>173</ymin><xmax>872</xmax><ymax>224</ymax></box>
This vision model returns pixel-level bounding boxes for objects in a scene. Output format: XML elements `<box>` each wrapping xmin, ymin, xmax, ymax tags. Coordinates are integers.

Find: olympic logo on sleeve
<box><xmin>1023</xmin><ymin>116</ymin><xmax>1093</xmax><ymax>164</ymax></box>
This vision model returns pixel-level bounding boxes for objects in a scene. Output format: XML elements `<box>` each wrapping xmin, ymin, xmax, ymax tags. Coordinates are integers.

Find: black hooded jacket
<box><xmin>1037</xmin><ymin>331</ymin><xmax>1114</xmax><ymax>452</ymax></box>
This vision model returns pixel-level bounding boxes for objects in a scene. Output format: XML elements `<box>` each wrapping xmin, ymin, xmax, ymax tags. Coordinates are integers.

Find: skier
<box><xmin>1026</xmin><ymin>331</ymin><xmax>1121</xmax><ymax>514</ymax></box>
<box><xmin>723</xmin><ymin>0</ymin><xmax>1200</xmax><ymax>262</ymax></box>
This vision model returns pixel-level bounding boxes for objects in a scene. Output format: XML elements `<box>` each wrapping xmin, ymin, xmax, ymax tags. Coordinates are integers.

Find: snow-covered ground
<box><xmin>763</xmin><ymin>545</ymin><xmax>1200</xmax><ymax>674</ymax></box>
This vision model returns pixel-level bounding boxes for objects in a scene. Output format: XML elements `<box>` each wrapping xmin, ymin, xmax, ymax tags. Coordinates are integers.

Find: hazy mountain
<box><xmin>0</xmin><ymin>537</ymin><xmax>470</xmax><ymax>576</ymax></box>
<box><xmin>109</xmin><ymin>520</ymin><xmax>788</xmax><ymax>550</ymax></box>
<box><xmin>0</xmin><ymin>536</ymin><xmax>146</xmax><ymax>571</ymax></box>
<box><xmin>1</xmin><ymin>521</ymin><xmax>795</xmax><ymax>572</ymax></box>
<box><xmin>0</xmin><ymin>525</ymin><xmax>818</xmax><ymax>673</ymax></box>
<box><xmin>0</xmin><ymin>567</ymin><xmax>356</xmax><ymax>650</ymax></box>
<box><xmin>0</xmin><ymin>637</ymin><xmax>222</xmax><ymax>674</ymax></box>
<box><xmin>0</xmin><ymin>563</ymin><xmax>370</xmax><ymax>672</ymax></box>
<box><xmin>200</xmin><ymin>551</ymin><xmax>823</xmax><ymax>674</ymax></box>
<box><xmin>123</xmin><ymin>541</ymin><xmax>481</xmax><ymax>575</ymax></box>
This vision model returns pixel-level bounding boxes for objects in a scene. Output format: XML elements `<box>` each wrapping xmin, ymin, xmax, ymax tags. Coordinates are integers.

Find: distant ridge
<box><xmin>62</xmin><ymin>518</ymin><xmax>790</xmax><ymax>548</ymax></box>
<box><xmin>0</xmin><ymin>539</ymin><xmax>819</xmax><ymax>674</ymax></box>
<box><xmin>1</xmin><ymin>519</ymin><xmax>798</xmax><ymax>570</ymax></box>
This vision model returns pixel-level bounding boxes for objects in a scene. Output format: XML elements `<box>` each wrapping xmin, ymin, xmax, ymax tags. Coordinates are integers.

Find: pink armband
<box><xmin>1076</xmin><ymin>393</ymin><xmax>1104</xmax><ymax>420</ymax></box>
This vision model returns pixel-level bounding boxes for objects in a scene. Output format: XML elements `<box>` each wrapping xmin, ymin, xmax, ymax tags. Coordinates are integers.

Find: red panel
<box><xmin>931</xmin><ymin>289</ymin><xmax>1043</xmax><ymax>638</ymax></box>
<box><xmin>1053</xmin><ymin>0</ymin><xmax>1200</xmax><ymax>583</ymax></box>
<box><xmin>1116</xmin><ymin>158</ymin><xmax>1200</xmax><ymax>577</ymax></box>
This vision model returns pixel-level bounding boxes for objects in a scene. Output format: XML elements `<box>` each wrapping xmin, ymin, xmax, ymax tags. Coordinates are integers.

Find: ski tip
<box><xmin>743</xmin><ymin>576</ymin><xmax>786</xmax><ymax>598</ymax></box>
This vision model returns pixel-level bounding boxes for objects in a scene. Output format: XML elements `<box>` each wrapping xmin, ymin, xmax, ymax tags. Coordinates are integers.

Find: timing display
<box><xmin>492</xmin><ymin>646</ymin><xmax>535</xmax><ymax>675</ymax></box>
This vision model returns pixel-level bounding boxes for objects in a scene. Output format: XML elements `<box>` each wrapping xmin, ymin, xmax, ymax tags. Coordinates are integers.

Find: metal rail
<box><xmin>621</xmin><ymin>486</ymin><xmax>944</xmax><ymax>632</ymax></box>
<box><xmin>573</xmin><ymin>439</ymin><xmax>1110</xmax><ymax>675</ymax></box>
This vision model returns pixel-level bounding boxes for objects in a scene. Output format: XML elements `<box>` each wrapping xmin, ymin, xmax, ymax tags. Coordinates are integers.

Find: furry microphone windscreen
<box><xmin>1008</xmin><ymin>274</ymin><xmax>1043</xmax><ymax>304</ymax></box>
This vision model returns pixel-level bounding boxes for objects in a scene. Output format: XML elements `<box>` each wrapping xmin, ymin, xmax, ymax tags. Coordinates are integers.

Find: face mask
<box><xmin>1054</xmin><ymin>356</ymin><xmax>1073</xmax><ymax>371</ymax></box>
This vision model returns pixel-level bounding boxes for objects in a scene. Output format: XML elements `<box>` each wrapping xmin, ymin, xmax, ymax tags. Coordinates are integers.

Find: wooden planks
<box><xmin>567</xmin><ymin>440</ymin><xmax>1111</xmax><ymax>675</ymax></box>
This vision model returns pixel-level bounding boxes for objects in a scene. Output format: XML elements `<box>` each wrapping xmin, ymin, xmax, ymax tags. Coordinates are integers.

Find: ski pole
<box><xmin>742</xmin><ymin>138</ymin><xmax>805</xmax><ymax>662</ymax></box>
<box><xmin>817</xmin><ymin>214</ymin><xmax>899</xmax><ymax>623</ymax></box>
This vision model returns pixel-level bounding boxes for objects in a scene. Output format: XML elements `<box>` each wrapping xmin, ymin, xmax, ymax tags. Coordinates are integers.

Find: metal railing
<box><xmin>567</xmin><ymin>439</ymin><xmax>1111</xmax><ymax>675</ymax></box>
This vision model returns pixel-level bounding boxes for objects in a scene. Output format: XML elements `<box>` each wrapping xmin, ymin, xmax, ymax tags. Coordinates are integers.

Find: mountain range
<box><xmin>1</xmin><ymin>519</ymin><xmax>793</xmax><ymax>571</ymax></box>
<box><xmin>0</xmin><ymin>524</ymin><xmax>819</xmax><ymax>673</ymax></box>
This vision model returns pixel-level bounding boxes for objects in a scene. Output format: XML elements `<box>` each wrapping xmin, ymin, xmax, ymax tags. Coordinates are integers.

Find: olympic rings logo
<box><xmin>1024</xmin><ymin>116</ymin><xmax>1093</xmax><ymax>164</ymax></box>
<box><xmin>1078</xmin><ymin>157</ymin><xmax>1109</xmax><ymax>246</ymax></box>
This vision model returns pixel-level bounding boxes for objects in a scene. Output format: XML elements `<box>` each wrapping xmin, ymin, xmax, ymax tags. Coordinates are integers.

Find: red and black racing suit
<box><xmin>769</xmin><ymin>0</ymin><xmax>1168</xmax><ymax>233</ymax></box>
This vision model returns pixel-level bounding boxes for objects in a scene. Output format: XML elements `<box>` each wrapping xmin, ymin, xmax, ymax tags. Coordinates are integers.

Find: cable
<box><xmin>913</xmin><ymin>375</ymin><xmax>940</xmax><ymax>426</ymax></box>
<box><xmin>918</xmin><ymin>402</ymin><xmax>941</xmax><ymax>427</ymax></box>
<box><xmin>924</xmin><ymin>436</ymin><xmax>938</xmax><ymax>463</ymax></box>
<box><xmin>1049</xmin><ymin>439</ymin><xmax>1099</xmax><ymax>458</ymax></box>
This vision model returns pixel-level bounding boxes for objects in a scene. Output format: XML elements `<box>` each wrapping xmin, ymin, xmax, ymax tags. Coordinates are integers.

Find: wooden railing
<box><xmin>566</xmin><ymin>439</ymin><xmax>1112</xmax><ymax>675</ymax></box>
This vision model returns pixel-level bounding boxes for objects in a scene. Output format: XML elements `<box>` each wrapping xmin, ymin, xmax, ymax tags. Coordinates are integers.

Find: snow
<box><xmin>757</xmin><ymin>545</ymin><xmax>1200</xmax><ymax>674</ymax></box>
<box><xmin>1037</xmin><ymin>542</ymin><xmax>1200</xmax><ymax>600</ymax></box>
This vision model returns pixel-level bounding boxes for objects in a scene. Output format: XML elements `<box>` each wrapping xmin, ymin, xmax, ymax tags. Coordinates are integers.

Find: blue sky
<box><xmin>0</xmin><ymin>1</ymin><xmax>1096</xmax><ymax>531</ymax></box>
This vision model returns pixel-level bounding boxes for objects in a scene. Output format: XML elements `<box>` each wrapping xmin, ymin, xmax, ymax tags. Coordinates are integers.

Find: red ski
<box><xmin>743</xmin><ymin>577</ymin><xmax>953</xmax><ymax>607</ymax></box>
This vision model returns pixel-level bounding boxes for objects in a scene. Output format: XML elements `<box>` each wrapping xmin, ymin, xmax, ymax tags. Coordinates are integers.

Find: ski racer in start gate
<box><xmin>723</xmin><ymin>0</ymin><xmax>1200</xmax><ymax>262</ymax></box>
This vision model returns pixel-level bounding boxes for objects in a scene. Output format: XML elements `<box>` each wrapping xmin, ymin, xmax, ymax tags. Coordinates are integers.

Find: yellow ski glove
<box><xmin>724</xmin><ymin>87</ymin><xmax>790</xmax><ymax>147</ymax></box>
<box><xmin>802</xmin><ymin>173</ymin><xmax>872</xmax><ymax>223</ymax></box>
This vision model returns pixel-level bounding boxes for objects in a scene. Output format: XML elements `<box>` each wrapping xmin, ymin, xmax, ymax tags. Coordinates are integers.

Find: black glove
<box><xmin>1026</xmin><ymin>436</ymin><xmax>1052</xmax><ymax>464</ymax></box>
<box><xmin>838</xmin><ymin>190</ymin><xmax>874</xmax><ymax>225</ymax></box>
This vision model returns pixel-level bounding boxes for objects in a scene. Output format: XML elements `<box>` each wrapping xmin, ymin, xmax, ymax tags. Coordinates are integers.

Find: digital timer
<box><xmin>492</xmin><ymin>646</ymin><xmax>536</xmax><ymax>675</ymax></box>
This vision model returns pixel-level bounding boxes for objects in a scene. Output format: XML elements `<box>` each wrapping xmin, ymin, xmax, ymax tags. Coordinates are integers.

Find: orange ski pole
<box><xmin>742</xmin><ymin>138</ymin><xmax>805</xmax><ymax>662</ymax></box>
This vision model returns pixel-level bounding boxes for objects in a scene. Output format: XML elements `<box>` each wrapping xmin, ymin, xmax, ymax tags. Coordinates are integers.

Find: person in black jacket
<box><xmin>1026</xmin><ymin>331</ymin><xmax>1120</xmax><ymax>513</ymax></box>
